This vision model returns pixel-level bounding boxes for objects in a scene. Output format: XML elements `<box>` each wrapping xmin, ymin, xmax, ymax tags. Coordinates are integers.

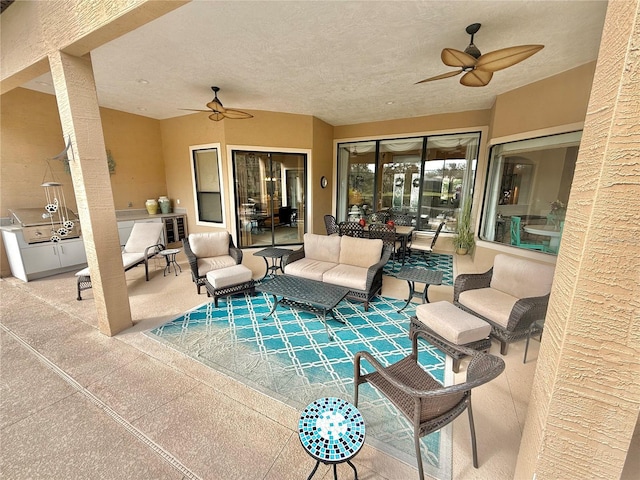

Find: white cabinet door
<box><xmin>21</xmin><ymin>243</ymin><xmax>62</xmax><ymax>274</ymax></box>
<box><xmin>57</xmin><ymin>239</ymin><xmax>87</xmax><ymax>267</ymax></box>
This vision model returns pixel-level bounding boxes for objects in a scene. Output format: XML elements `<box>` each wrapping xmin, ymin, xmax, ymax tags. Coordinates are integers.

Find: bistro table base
<box><xmin>395</xmin><ymin>266</ymin><xmax>444</xmax><ymax>312</ymax></box>
<box><xmin>298</xmin><ymin>397</ymin><xmax>365</xmax><ymax>480</ymax></box>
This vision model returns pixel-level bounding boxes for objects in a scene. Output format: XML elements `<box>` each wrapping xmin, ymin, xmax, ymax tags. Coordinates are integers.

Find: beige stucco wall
<box><xmin>490</xmin><ymin>62</ymin><xmax>596</xmax><ymax>140</ymax></box>
<box><xmin>159</xmin><ymin>110</ymin><xmax>315</xmax><ymax>237</ymax></box>
<box><xmin>0</xmin><ymin>88</ymin><xmax>166</xmax><ymax>278</ymax></box>
<box><xmin>311</xmin><ymin>117</ymin><xmax>335</xmax><ymax>233</ymax></box>
<box><xmin>515</xmin><ymin>0</ymin><xmax>640</xmax><ymax>477</ymax></box>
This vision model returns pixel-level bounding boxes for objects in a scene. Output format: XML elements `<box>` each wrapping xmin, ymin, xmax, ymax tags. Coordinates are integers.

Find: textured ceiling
<box><xmin>22</xmin><ymin>0</ymin><xmax>608</xmax><ymax>126</ymax></box>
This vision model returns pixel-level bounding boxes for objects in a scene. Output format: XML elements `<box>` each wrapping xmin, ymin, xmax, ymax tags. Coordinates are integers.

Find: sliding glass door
<box><xmin>232</xmin><ymin>150</ymin><xmax>306</xmax><ymax>248</ymax></box>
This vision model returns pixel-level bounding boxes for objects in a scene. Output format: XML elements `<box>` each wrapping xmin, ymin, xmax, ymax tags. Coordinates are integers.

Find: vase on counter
<box><xmin>158</xmin><ymin>196</ymin><xmax>171</xmax><ymax>214</ymax></box>
<box><xmin>145</xmin><ymin>199</ymin><xmax>159</xmax><ymax>215</ymax></box>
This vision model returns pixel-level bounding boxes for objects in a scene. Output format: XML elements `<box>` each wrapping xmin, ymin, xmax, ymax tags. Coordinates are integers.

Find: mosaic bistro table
<box><xmin>298</xmin><ymin>397</ymin><xmax>366</xmax><ymax>480</ymax></box>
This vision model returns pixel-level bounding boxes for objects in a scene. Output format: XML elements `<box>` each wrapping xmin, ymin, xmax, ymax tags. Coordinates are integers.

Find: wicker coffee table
<box><xmin>395</xmin><ymin>266</ymin><xmax>443</xmax><ymax>312</ymax></box>
<box><xmin>256</xmin><ymin>275</ymin><xmax>349</xmax><ymax>341</ymax></box>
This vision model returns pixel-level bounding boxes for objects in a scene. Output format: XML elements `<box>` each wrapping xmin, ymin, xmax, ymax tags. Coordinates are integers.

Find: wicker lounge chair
<box><xmin>354</xmin><ymin>328</ymin><xmax>505</xmax><ymax>479</ymax></box>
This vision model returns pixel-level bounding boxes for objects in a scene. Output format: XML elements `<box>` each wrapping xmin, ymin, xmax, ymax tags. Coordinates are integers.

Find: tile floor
<box><xmin>1</xmin><ymin>251</ymin><xmax>638</xmax><ymax>479</ymax></box>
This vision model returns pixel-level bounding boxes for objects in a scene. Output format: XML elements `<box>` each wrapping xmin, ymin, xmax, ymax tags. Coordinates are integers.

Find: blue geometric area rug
<box><xmin>146</xmin><ymin>293</ymin><xmax>452</xmax><ymax>480</ymax></box>
<box><xmin>384</xmin><ymin>252</ymin><xmax>454</xmax><ymax>286</ymax></box>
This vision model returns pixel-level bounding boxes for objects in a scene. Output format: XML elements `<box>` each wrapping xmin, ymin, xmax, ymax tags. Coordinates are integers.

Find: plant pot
<box><xmin>456</xmin><ymin>247</ymin><xmax>468</xmax><ymax>255</ymax></box>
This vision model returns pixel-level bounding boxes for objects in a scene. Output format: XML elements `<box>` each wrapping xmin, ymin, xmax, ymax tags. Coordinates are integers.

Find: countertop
<box><xmin>115</xmin><ymin>208</ymin><xmax>187</xmax><ymax>222</ymax></box>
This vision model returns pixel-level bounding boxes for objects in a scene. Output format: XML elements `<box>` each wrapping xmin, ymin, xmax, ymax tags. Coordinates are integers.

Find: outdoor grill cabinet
<box><xmin>1</xmin><ymin>228</ymin><xmax>87</xmax><ymax>282</ymax></box>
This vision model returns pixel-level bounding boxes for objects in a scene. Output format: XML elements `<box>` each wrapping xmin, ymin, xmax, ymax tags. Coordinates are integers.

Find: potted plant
<box><xmin>452</xmin><ymin>196</ymin><xmax>475</xmax><ymax>255</ymax></box>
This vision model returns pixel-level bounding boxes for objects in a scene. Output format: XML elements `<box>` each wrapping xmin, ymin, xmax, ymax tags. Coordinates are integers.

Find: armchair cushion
<box><xmin>189</xmin><ymin>232</ymin><xmax>230</xmax><ymax>258</ymax></box>
<box><xmin>303</xmin><ymin>233</ymin><xmax>341</xmax><ymax>263</ymax></box>
<box><xmin>338</xmin><ymin>235</ymin><xmax>383</xmax><ymax>268</ymax></box>
<box><xmin>197</xmin><ymin>255</ymin><xmax>237</xmax><ymax>276</ymax></box>
<box><xmin>457</xmin><ymin>288</ymin><xmax>519</xmax><ymax>329</ymax></box>
<box><xmin>490</xmin><ymin>253</ymin><xmax>555</xmax><ymax>299</ymax></box>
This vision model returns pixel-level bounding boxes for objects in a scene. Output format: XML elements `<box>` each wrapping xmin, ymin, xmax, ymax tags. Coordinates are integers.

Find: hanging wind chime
<box><xmin>41</xmin><ymin>138</ymin><xmax>75</xmax><ymax>242</ymax></box>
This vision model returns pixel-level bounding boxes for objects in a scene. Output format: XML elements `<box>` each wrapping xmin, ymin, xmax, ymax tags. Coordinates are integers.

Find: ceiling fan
<box><xmin>416</xmin><ymin>23</ymin><xmax>544</xmax><ymax>87</ymax></box>
<box><xmin>181</xmin><ymin>86</ymin><xmax>253</xmax><ymax>121</ymax></box>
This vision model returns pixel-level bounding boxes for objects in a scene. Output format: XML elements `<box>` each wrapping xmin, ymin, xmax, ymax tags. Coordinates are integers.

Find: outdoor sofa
<box><xmin>282</xmin><ymin>233</ymin><xmax>391</xmax><ymax>310</ymax></box>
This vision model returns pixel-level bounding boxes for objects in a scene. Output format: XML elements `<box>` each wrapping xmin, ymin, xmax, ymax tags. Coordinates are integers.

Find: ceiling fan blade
<box><xmin>415</xmin><ymin>69</ymin><xmax>463</xmax><ymax>84</ymax></box>
<box><xmin>441</xmin><ymin>48</ymin><xmax>477</xmax><ymax>68</ymax></box>
<box><xmin>475</xmin><ymin>45</ymin><xmax>544</xmax><ymax>72</ymax></box>
<box><xmin>221</xmin><ymin>108</ymin><xmax>254</xmax><ymax>120</ymax></box>
<box><xmin>460</xmin><ymin>69</ymin><xmax>493</xmax><ymax>87</ymax></box>
<box><xmin>206</xmin><ymin>100</ymin><xmax>227</xmax><ymax>113</ymax></box>
<box><xmin>208</xmin><ymin>112</ymin><xmax>224</xmax><ymax>121</ymax></box>
<box><xmin>180</xmin><ymin>108</ymin><xmax>212</xmax><ymax>113</ymax></box>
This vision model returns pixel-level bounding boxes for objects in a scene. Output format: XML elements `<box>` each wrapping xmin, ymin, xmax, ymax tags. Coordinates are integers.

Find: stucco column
<box><xmin>515</xmin><ymin>1</ymin><xmax>640</xmax><ymax>478</ymax></box>
<box><xmin>48</xmin><ymin>51</ymin><xmax>132</xmax><ymax>336</ymax></box>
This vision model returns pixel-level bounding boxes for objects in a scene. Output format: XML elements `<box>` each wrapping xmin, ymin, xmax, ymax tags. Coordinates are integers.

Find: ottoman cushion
<box><xmin>206</xmin><ymin>265</ymin><xmax>252</xmax><ymax>289</ymax></box>
<box><xmin>415</xmin><ymin>301</ymin><xmax>491</xmax><ymax>345</ymax></box>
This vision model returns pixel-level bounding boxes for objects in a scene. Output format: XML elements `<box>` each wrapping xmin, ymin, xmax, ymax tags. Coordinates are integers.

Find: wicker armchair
<box><xmin>323</xmin><ymin>214</ymin><xmax>339</xmax><ymax>235</ymax></box>
<box><xmin>453</xmin><ymin>254</ymin><xmax>555</xmax><ymax>354</ymax></box>
<box><xmin>368</xmin><ymin>211</ymin><xmax>390</xmax><ymax>224</ymax></box>
<box><xmin>354</xmin><ymin>328</ymin><xmax>505</xmax><ymax>479</ymax></box>
<box><xmin>368</xmin><ymin>223</ymin><xmax>399</xmax><ymax>266</ymax></box>
<box><xmin>338</xmin><ymin>221</ymin><xmax>365</xmax><ymax>237</ymax></box>
<box><xmin>183</xmin><ymin>232</ymin><xmax>243</xmax><ymax>294</ymax></box>
<box><xmin>410</xmin><ymin>221</ymin><xmax>445</xmax><ymax>264</ymax></box>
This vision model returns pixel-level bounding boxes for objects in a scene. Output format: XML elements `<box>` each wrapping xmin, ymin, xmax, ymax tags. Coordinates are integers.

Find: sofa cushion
<box><xmin>415</xmin><ymin>301</ymin><xmax>491</xmax><ymax>345</ymax></box>
<box><xmin>338</xmin><ymin>236</ymin><xmax>383</xmax><ymax>269</ymax></box>
<box><xmin>197</xmin><ymin>255</ymin><xmax>236</xmax><ymax>276</ymax></box>
<box><xmin>458</xmin><ymin>287</ymin><xmax>519</xmax><ymax>329</ymax></box>
<box><xmin>189</xmin><ymin>232</ymin><xmax>229</xmax><ymax>258</ymax></box>
<box><xmin>490</xmin><ymin>254</ymin><xmax>555</xmax><ymax>299</ymax></box>
<box><xmin>284</xmin><ymin>258</ymin><xmax>337</xmax><ymax>282</ymax></box>
<box><xmin>322</xmin><ymin>264</ymin><xmax>369</xmax><ymax>291</ymax></box>
<box><xmin>303</xmin><ymin>233</ymin><xmax>341</xmax><ymax>263</ymax></box>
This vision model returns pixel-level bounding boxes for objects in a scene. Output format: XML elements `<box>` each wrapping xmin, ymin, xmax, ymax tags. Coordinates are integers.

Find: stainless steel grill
<box><xmin>9</xmin><ymin>207</ymin><xmax>81</xmax><ymax>243</ymax></box>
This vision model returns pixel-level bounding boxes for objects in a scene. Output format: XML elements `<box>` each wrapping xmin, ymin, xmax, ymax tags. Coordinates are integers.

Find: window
<box><xmin>337</xmin><ymin>132</ymin><xmax>480</xmax><ymax>232</ymax></box>
<box><xmin>191</xmin><ymin>144</ymin><xmax>225</xmax><ymax>225</ymax></box>
<box><xmin>480</xmin><ymin>131</ymin><xmax>581</xmax><ymax>254</ymax></box>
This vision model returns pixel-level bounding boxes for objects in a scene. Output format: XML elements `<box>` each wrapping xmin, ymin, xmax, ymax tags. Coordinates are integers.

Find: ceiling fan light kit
<box><xmin>417</xmin><ymin>23</ymin><xmax>544</xmax><ymax>87</ymax></box>
<box><xmin>181</xmin><ymin>86</ymin><xmax>253</xmax><ymax>121</ymax></box>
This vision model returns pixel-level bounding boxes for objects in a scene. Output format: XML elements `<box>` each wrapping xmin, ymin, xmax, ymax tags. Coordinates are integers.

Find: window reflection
<box><xmin>233</xmin><ymin>150</ymin><xmax>306</xmax><ymax>248</ymax></box>
<box><xmin>337</xmin><ymin>133</ymin><xmax>479</xmax><ymax>233</ymax></box>
<box><xmin>481</xmin><ymin>131</ymin><xmax>581</xmax><ymax>254</ymax></box>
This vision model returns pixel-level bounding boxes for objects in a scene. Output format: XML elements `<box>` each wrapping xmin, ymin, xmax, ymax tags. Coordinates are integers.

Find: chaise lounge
<box><xmin>76</xmin><ymin>222</ymin><xmax>165</xmax><ymax>300</ymax></box>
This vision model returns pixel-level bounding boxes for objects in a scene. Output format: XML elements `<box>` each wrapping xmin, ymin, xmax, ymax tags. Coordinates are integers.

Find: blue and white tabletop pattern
<box><xmin>299</xmin><ymin>397</ymin><xmax>366</xmax><ymax>463</ymax></box>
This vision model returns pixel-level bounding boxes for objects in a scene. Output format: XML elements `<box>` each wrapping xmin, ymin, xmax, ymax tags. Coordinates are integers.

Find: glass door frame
<box><xmin>227</xmin><ymin>145</ymin><xmax>310</xmax><ymax>248</ymax></box>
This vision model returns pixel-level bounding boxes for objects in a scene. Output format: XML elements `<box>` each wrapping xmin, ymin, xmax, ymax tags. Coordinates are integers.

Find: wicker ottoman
<box><xmin>411</xmin><ymin>301</ymin><xmax>492</xmax><ymax>373</ymax></box>
<box><xmin>204</xmin><ymin>264</ymin><xmax>255</xmax><ymax>307</ymax></box>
